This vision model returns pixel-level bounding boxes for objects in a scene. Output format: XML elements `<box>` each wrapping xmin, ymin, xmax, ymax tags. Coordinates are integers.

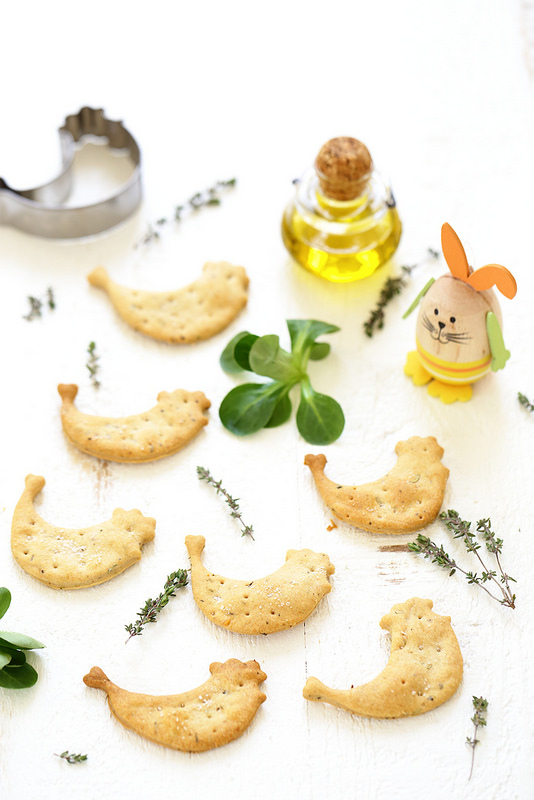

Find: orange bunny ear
<box><xmin>467</xmin><ymin>264</ymin><xmax>517</xmax><ymax>299</ymax></box>
<box><xmin>441</xmin><ymin>222</ymin><xmax>470</xmax><ymax>280</ymax></box>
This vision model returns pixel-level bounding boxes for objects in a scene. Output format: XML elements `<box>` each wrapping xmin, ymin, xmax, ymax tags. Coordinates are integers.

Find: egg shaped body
<box><xmin>415</xmin><ymin>276</ymin><xmax>502</xmax><ymax>385</ymax></box>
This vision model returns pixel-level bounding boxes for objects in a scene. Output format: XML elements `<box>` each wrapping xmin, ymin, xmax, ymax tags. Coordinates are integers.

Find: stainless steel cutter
<box><xmin>0</xmin><ymin>106</ymin><xmax>142</xmax><ymax>239</ymax></box>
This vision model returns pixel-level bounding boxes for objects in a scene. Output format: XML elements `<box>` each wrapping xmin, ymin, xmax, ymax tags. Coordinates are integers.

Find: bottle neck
<box><xmin>315</xmin><ymin>188</ymin><xmax>369</xmax><ymax>219</ymax></box>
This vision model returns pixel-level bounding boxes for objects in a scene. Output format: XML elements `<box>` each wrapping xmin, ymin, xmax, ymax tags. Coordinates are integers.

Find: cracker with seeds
<box><xmin>58</xmin><ymin>384</ymin><xmax>210</xmax><ymax>463</ymax></box>
<box><xmin>88</xmin><ymin>261</ymin><xmax>249</xmax><ymax>343</ymax></box>
<box><xmin>12</xmin><ymin>474</ymin><xmax>155</xmax><ymax>589</ymax></box>
<box><xmin>185</xmin><ymin>535</ymin><xmax>334</xmax><ymax>634</ymax></box>
<box><xmin>83</xmin><ymin>659</ymin><xmax>266</xmax><ymax>752</ymax></box>
<box><xmin>305</xmin><ymin>436</ymin><xmax>449</xmax><ymax>534</ymax></box>
<box><xmin>303</xmin><ymin>597</ymin><xmax>463</xmax><ymax>718</ymax></box>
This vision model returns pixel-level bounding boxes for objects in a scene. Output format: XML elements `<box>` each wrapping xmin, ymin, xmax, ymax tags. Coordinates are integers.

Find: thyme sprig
<box><xmin>86</xmin><ymin>341</ymin><xmax>100</xmax><ymax>388</ymax></box>
<box><xmin>409</xmin><ymin>510</ymin><xmax>516</xmax><ymax>609</ymax></box>
<box><xmin>125</xmin><ymin>569</ymin><xmax>188</xmax><ymax>643</ymax></box>
<box><xmin>197</xmin><ymin>466</ymin><xmax>254</xmax><ymax>539</ymax></box>
<box><xmin>466</xmin><ymin>696</ymin><xmax>488</xmax><ymax>780</ymax></box>
<box><xmin>55</xmin><ymin>751</ymin><xmax>88</xmax><ymax>765</ymax></box>
<box><xmin>518</xmin><ymin>392</ymin><xmax>534</xmax><ymax>412</ymax></box>
<box><xmin>363</xmin><ymin>248</ymin><xmax>439</xmax><ymax>337</ymax></box>
<box><xmin>23</xmin><ymin>287</ymin><xmax>56</xmax><ymax>321</ymax></box>
<box><xmin>136</xmin><ymin>178</ymin><xmax>237</xmax><ymax>248</ymax></box>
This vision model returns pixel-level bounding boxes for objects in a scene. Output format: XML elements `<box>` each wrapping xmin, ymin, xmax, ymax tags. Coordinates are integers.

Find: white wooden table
<box><xmin>1</xmin><ymin>2</ymin><xmax>533</xmax><ymax>797</ymax></box>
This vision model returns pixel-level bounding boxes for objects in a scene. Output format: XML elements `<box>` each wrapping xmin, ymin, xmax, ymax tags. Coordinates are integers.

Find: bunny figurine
<box><xmin>404</xmin><ymin>223</ymin><xmax>517</xmax><ymax>403</ymax></box>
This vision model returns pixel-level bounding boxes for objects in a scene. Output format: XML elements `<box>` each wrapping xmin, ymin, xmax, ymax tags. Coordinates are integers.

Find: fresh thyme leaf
<box><xmin>197</xmin><ymin>466</ymin><xmax>255</xmax><ymax>539</ymax></box>
<box><xmin>86</xmin><ymin>341</ymin><xmax>100</xmax><ymax>388</ymax></box>
<box><xmin>409</xmin><ymin>511</ymin><xmax>516</xmax><ymax>608</ymax></box>
<box><xmin>466</xmin><ymin>696</ymin><xmax>488</xmax><ymax>780</ymax></box>
<box><xmin>125</xmin><ymin>570</ymin><xmax>188</xmax><ymax>642</ymax></box>
<box><xmin>518</xmin><ymin>392</ymin><xmax>534</xmax><ymax>412</ymax></box>
<box><xmin>23</xmin><ymin>296</ymin><xmax>42</xmax><ymax>321</ymax></box>
<box><xmin>136</xmin><ymin>178</ymin><xmax>237</xmax><ymax>247</ymax></box>
<box><xmin>363</xmin><ymin>248</ymin><xmax>439</xmax><ymax>337</ymax></box>
<box><xmin>23</xmin><ymin>288</ymin><xmax>56</xmax><ymax>320</ymax></box>
<box><xmin>219</xmin><ymin>319</ymin><xmax>343</xmax><ymax>444</ymax></box>
<box><xmin>55</xmin><ymin>751</ymin><xmax>88</xmax><ymax>764</ymax></box>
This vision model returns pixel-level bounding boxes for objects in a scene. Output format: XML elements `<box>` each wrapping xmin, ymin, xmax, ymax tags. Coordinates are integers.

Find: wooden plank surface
<box><xmin>0</xmin><ymin>1</ymin><xmax>533</xmax><ymax>797</ymax></box>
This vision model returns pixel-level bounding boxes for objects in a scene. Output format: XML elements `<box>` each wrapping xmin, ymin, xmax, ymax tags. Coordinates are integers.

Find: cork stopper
<box><xmin>314</xmin><ymin>137</ymin><xmax>373</xmax><ymax>201</ymax></box>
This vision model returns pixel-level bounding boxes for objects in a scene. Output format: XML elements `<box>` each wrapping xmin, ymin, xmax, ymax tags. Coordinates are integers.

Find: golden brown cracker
<box><xmin>185</xmin><ymin>535</ymin><xmax>334</xmax><ymax>634</ymax></box>
<box><xmin>58</xmin><ymin>384</ymin><xmax>210</xmax><ymax>463</ymax></box>
<box><xmin>305</xmin><ymin>436</ymin><xmax>449</xmax><ymax>534</ymax></box>
<box><xmin>88</xmin><ymin>261</ymin><xmax>249</xmax><ymax>343</ymax></box>
<box><xmin>303</xmin><ymin>597</ymin><xmax>463</xmax><ymax>718</ymax></box>
<box><xmin>12</xmin><ymin>474</ymin><xmax>155</xmax><ymax>589</ymax></box>
<box><xmin>83</xmin><ymin>659</ymin><xmax>266</xmax><ymax>752</ymax></box>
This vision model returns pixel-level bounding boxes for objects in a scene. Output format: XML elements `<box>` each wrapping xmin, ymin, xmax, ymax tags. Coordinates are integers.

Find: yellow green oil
<box><xmin>281</xmin><ymin>179</ymin><xmax>402</xmax><ymax>283</ymax></box>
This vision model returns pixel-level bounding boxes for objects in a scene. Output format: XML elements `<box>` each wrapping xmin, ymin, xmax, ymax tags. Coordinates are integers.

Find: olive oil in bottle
<box><xmin>281</xmin><ymin>137</ymin><xmax>402</xmax><ymax>283</ymax></box>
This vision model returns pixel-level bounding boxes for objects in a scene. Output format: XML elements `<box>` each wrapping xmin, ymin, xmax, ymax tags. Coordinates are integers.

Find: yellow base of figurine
<box><xmin>404</xmin><ymin>351</ymin><xmax>473</xmax><ymax>404</ymax></box>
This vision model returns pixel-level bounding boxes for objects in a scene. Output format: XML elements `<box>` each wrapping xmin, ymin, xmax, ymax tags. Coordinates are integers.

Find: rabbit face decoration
<box><xmin>404</xmin><ymin>223</ymin><xmax>517</xmax><ymax>403</ymax></box>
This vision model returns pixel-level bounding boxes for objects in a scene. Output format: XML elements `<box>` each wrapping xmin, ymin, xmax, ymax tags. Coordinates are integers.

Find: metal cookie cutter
<box><xmin>0</xmin><ymin>107</ymin><xmax>142</xmax><ymax>239</ymax></box>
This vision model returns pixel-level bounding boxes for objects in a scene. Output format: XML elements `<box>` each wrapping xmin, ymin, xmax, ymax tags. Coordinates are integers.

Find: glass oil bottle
<box><xmin>281</xmin><ymin>137</ymin><xmax>402</xmax><ymax>283</ymax></box>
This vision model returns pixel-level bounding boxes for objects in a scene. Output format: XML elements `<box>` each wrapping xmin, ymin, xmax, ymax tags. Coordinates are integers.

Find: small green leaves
<box><xmin>467</xmin><ymin>696</ymin><xmax>488</xmax><ymax>780</ymax></box>
<box><xmin>219</xmin><ymin>320</ymin><xmax>344</xmax><ymax>444</ymax></box>
<box><xmin>220</xmin><ymin>332</ymin><xmax>257</xmax><ymax>373</ymax></box>
<box><xmin>219</xmin><ymin>382</ymin><xmax>289</xmax><ymax>436</ymax></box>
<box><xmin>297</xmin><ymin>378</ymin><xmax>345</xmax><ymax>446</ymax></box>
<box><xmin>409</xmin><ymin>512</ymin><xmax>516</xmax><ymax>609</ymax></box>
<box><xmin>197</xmin><ymin>466</ymin><xmax>255</xmax><ymax>539</ymax></box>
<box><xmin>0</xmin><ymin>588</ymin><xmax>11</xmax><ymax>619</ymax></box>
<box><xmin>136</xmin><ymin>178</ymin><xmax>237</xmax><ymax>248</ymax></box>
<box><xmin>0</xmin><ymin>631</ymin><xmax>45</xmax><ymax>650</ymax></box>
<box><xmin>518</xmin><ymin>392</ymin><xmax>534</xmax><ymax>412</ymax></box>
<box><xmin>55</xmin><ymin>751</ymin><xmax>88</xmax><ymax>765</ymax></box>
<box><xmin>86</xmin><ymin>341</ymin><xmax>101</xmax><ymax>388</ymax></box>
<box><xmin>0</xmin><ymin>663</ymin><xmax>39</xmax><ymax>689</ymax></box>
<box><xmin>0</xmin><ymin>589</ymin><xmax>45</xmax><ymax>689</ymax></box>
<box><xmin>125</xmin><ymin>570</ymin><xmax>189</xmax><ymax>642</ymax></box>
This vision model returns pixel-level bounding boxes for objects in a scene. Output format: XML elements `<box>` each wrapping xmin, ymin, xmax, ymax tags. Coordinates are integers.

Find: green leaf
<box><xmin>0</xmin><ymin>631</ymin><xmax>45</xmax><ymax>650</ymax></box>
<box><xmin>287</xmin><ymin>320</ymin><xmax>340</xmax><ymax>372</ymax></box>
<box><xmin>0</xmin><ymin>589</ymin><xmax>11</xmax><ymax>619</ymax></box>
<box><xmin>220</xmin><ymin>331</ymin><xmax>257</xmax><ymax>373</ymax></box>
<box><xmin>0</xmin><ymin>646</ymin><xmax>26</xmax><ymax>666</ymax></box>
<box><xmin>0</xmin><ymin>663</ymin><xmax>38</xmax><ymax>689</ymax></box>
<box><xmin>265</xmin><ymin>392</ymin><xmax>292</xmax><ymax>428</ymax></box>
<box><xmin>0</xmin><ymin>652</ymin><xmax>11</xmax><ymax>670</ymax></box>
<box><xmin>286</xmin><ymin>319</ymin><xmax>340</xmax><ymax>352</ymax></box>
<box><xmin>219</xmin><ymin>382</ymin><xmax>288</xmax><ymax>435</ymax></box>
<box><xmin>296</xmin><ymin>380</ymin><xmax>345</xmax><ymax>445</ymax></box>
<box><xmin>249</xmin><ymin>335</ymin><xmax>299</xmax><ymax>381</ymax></box>
<box><xmin>309</xmin><ymin>342</ymin><xmax>331</xmax><ymax>361</ymax></box>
